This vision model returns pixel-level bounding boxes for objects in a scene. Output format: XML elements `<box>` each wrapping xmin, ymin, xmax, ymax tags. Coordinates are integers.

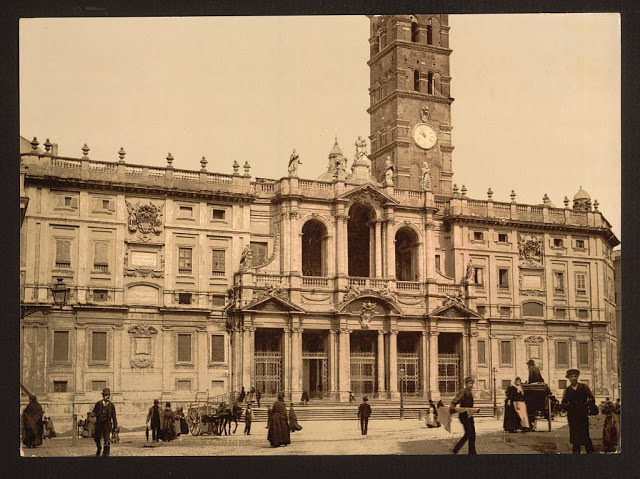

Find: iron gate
<box><xmin>438</xmin><ymin>353</ymin><xmax>460</xmax><ymax>394</ymax></box>
<box><xmin>255</xmin><ymin>350</ymin><xmax>282</xmax><ymax>398</ymax></box>
<box><xmin>302</xmin><ymin>351</ymin><xmax>328</xmax><ymax>398</ymax></box>
<box><xmin>350</xmin><ymin>352</ymin><xmax>376</xmax><ymax>394</ymax></box>
<box><xmin>398</xmin><ymin>353</ymin><xmax>420</xmax><ymax>396</ymax></box>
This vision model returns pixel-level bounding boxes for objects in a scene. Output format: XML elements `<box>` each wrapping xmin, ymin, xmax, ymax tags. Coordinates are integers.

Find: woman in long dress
<box><xmin>503</xmin><ymin>377</ymin><xmax>530</xmax><ymax>432</ymax></box>
<box><xmin>267</xmin><ymin>393</ymin><xmax>290</xmax><ymax>447</ymax></box>
<box><xmin>160</xmin><ymin>402</ymin><xmax>177</xmax><ymax>442</ymax></box>
<box><xmin>288</xmin><ymin>403</ymin><xmax>303</xmax><ymax>432</ymax></box>
<box><xmin>22</xmin><ymin>396</ymin><xmax>44</xmax><ymax>448</ymax></box>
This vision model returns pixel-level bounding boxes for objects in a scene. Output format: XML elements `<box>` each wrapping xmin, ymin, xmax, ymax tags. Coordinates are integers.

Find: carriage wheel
<box><xmin>188</xmin><ymin>410</ymin><xmax>202</xmax><ymax>436</ymax></box>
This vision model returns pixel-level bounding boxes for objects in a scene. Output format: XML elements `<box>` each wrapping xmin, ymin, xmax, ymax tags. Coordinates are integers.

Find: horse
<box><xmin>221</xmin><ymin>403</ymin><xmax>243</xmax><ymax>435</ymax></box>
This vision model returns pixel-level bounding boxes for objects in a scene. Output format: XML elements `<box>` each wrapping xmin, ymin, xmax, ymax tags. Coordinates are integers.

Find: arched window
<box><xmin>426</xmin><ymin>24</ymin><xmax>433</xmax><ymax>45</ymax></box>
<box><xmin>522</xmin><ymin>301</ymin><xmax>544</xmax><ymax>317</ymax></box>
<box><xmin>427</xmin><ymin>71</ymin><xmax>434</xmax><ymax>94</ymax></box>
<box><xmin>395</xmin><ymin>227</ymin><xmax>419</xmax><ymax>281</ymax></box>
<box><xmin>302</xmin><ymin>219</ymin><xmax>327</xmax><ymax>277</ymax></box>
<box><xmin>348</xmin><ymin>203</ymin><xmax>375</xmax><ymax>277</ymax></box>
<box><xmin>414</xmin><ymin>70</ymin><xmax>420</xmax><ymax>92</ymax></box>
<box><xmin>411</xmin><ymin>22</ymin><xmax>419</xmax><ymax>42</ymax></box>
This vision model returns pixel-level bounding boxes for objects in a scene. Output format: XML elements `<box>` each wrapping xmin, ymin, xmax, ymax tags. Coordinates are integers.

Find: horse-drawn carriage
<box><xmin>185</xmin><ymin>392</ymin><xmax>243</xmax><ymax>436</ymax></box>
<box><xmin>521</xmin><ymin>383</ymin><xmax>553</xmax><ymax>432</ymax></box>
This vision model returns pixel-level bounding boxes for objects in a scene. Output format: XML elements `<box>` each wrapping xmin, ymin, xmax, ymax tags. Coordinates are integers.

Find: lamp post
<box><xmin>492</xmin><ymin>367</ymin><xmax>498</xmax><ymax>417</ymax></box>
<box><xmin>399</xmin><ymin>366</ymin><xmax>405</xmax><ymax>419</ymax></box>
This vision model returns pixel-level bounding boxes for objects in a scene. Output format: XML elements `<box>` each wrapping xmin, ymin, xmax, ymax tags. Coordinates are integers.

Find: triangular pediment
<box><xmin>337</xmin><ymin>183</ymin><xmax>399</xmax><ymax>205</ymax></box>
<box><xmin>242</xmin><ymin>295</ymin><xmax>305</xmax><ymax>313</ymax></box>
<box><xmin>429</xmin><ymin>302</ymin><xmax>482</xmax><ymax>319</ymax></box>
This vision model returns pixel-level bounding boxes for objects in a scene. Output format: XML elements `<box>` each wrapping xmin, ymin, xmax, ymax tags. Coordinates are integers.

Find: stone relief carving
<box><xmin>252</xmin><ymin>284</ymin><xmax>289</xmax><ymax>303</ymax></box>
<box><xmin>359</xmin><ymin>301</ymin><xmax>377</xmax><ymax>329</ymax></box>
<box><xmin>128</xmin><ymin>322</ymin><xmax>158</xmax><ymax>369</ymax></box>
<box><xmin>125</xmin><ymin>200</ymin><xmax>164</xmax><ymax>241</ymax></box>
<box><xmin>123</xmin><ymin>251</ymin><xmax>164</xmax><ymax>278</ymax></box>
<box><xmin>524</xmin><ymin>336</ymin><xmax>545</xmax><ymax>343</ymax></box>
<box><xmin>518</xmin><ymin>233</ymin><xmax>543</xmax><ymax>268</ymax></box>
<box><xmin>340</xmin><ymin>283</ymin><xmax>398</xmax><ymax>307</ymax></box>
<box><xmin>442</xmin><ymin>289</ymin><xmax>466</xmax><ymax>307</ymax></box>
<box><xmin>127</xmin><ymin>324</ymin><xmax>158</xmax><ymax>335</ymax></box>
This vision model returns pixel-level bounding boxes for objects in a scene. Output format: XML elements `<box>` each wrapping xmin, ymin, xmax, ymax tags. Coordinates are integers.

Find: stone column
<box><xmin>242</xmin><ymin>326</ymin><xmax>254</xmax><ymax>390</ymax></box>
<box><xmin>75</xmin><ymin>327</ymin><xmax>86</xmax><ymax>394</ymax></box>
<box><xmin>417</xmin><ymin>241</ymin><xmax>425</xmax><ymax>282</ymax></box>
<box><xmin>462</xmin><ymin>331</ymin><xmax>470</xmax><ymax>379</ymax></box>
<box><xmin>338</xmin><ymin>327</ymin><xmax>351</xmax><ymax>400</ymax></box>
<box><xmin>374</xmin><ymin>219</ymin><xmax>382</xmax><ymax>277</ymax></box>
<box><xmin>385</xmin><ymin>220</ymin><xmax>396</xmax><ymax>278</ymax></box>
<box><xmin>388</xmin><ymin>330</ymin><xmax>399</xmax><ymax>397</ymax></box>
<box><xmin>328</xmin><ymin>329</ymin><xmax>337</xmax><ymax>399</ymax></box>
<box><xmin>283</xmin><ymin>327</ymin><xmax>291</xmax><ymax>400</ymax></box>
<box><xmin>470</xmin><ymin>331</ymin><xmax>479</xmax><ymax>384</ymax></box>
<box><xmin>234</xmin><ymin>327</ymin><xmax>243</xmax><ymax>393</ymax></box>
<box><xmin>335</xmin><ymin>213</ymin><xmax>348</xmax><ymax>277</ymax></box>
<box><xmin>421</xmin><ymin>331</ymin><xmax>428</xmax><ymax>398</ymax></box>
<box><xmin>282</xmin><ymin>208</ymin><xmax>291</xmax><ymax>274</ymax></box>
<box><xmin>429</xmin><ymin>332</ymin><xmax>439</xmax><ymax>397</ymax></box>
<box><xmin>424</xmin><ymin>221</ymin><xmax>435</xmax><ymax>280</ymax></box>
<box><xmin>290</xmin><ymin>210</ymin><xmax>300</xmax><ymax>274</ymax></box>
<box><xmin>291</xmin><ymin>326</ymin><xmax>303</xmax><ymax>399</ymax></box>
<box><xmin>377</xmin><ymin>330</ymin><xmax>386</xmax><ymax>397</ymax></box>
<box><xmin>592</xmin><ymin>336</ymin><xmax>603</xmax><ymax>395</ymax></box>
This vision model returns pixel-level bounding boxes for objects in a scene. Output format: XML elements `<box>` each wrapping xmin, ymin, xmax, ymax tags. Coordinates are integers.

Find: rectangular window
<box><xmin>473</xmin><ymin>231</ymin><xmax>484</xmax><ymax>241</ymax></box>
<box><xmin>55</xmin><ymin>239</ymin><xmax>71</xmax><ymax>269</ymax></box>
<box><xmin>499</xmin><ymin>306</ymin><xmax>510</xmax><ymax>318</ymax></box>
<box><xmin>177</xmin><ymin>334</ymin><xmax>192</xmax><ymax>363</ymax></box>
<box><xmin>575</xmin><ymin>273</ymin><xmax>587</xmax><ymax>296</ymax></box>
<box><xmin>102</xmin><ymin>199</ymin><xmax>110</xmax><ymax>210</ymax></box>
<box><xmin>476</xmin><ymin>305</ymin><xmax>486</xmax><ymax>316</ymax></box>
<box><xmin>553</xmin><ymin>238</ymin><xmax>564</xmax><ymax>248</ymax></box>
<box><xmin>250</xmin><ymin>242</ymin><xmax>268</xmax><ymax>266</ymax></box>
<box><xmin>578</xmin><ymin>342</ymin><xmax>590</xmax><ymax>367</ymax></box>
<box><xmin>500</xmin><ymin>340</ymin><xmax>512</xmax><ymax>366</ymax></box>
<box><xmin>211</xmin><ymin>295</ymin><xmax>226</xmax><ymax>308</ymax></box>
<box><xmin>92</xmin><ymin>380</ymin><xmax>107</xmax><ymax>392</ymax></box>
<box><xmin>212</xmin><ymin>209</ymin><xmax>225</xmax><ymax>220</ymax></box>
<box><xmin>558</xmin><ymin>379</ymin><xmax>567</xmax><ymax>389</ymax></box>
<box><xmin>53</xmin><ymin>331</ymin><xmax>69</xmax><ymax>361</ymax></box>
<box><xmin>555</xmin><ymin>308</ymin><xmax>566</xmax><ymax>319</ymax></box>
<box><xmin>501</xmin><ymin>379</ymin><xmax>511</xmax><ymax>390</ymax></box>
<box><xmin>64</xmin><ymin>196</ymin><xmax>72</xmax><ymax>207</ymax></box>
<box><xmin>178</xmin><ymin>247</ymin><xmax>193</xmax><ymax>274</ymax></box>
<box><xmin>179</xmin><ymin>205</ymin><xmax>193</xmax><ymax>217</ymax></box>
<box><xmin>498</xmin><ymin>233</ymin><xmax>508</xmax><ymax>243</ymax></box>
<box><xmin>92</xmin><ymin>289</ymin><xmax>108</xmax><ymax>302</ymax></box>
<box><xmin>93</xmin><ymin>241</ymin><xmax>109</xmax><ymax>272</ymax></box>
<box><xmin>435</xmin><ymin>255</ymin><xmax>441</xmax><ymax>271</ymax></box>
<box><xmin>91</xmin><ymin>331</ymin><xmax>108</xmax><ymax>362</ymax></box>
<box><xmin>477</xmin><ymin>340</ymin><xmax>486</xmax><ymax>365</ymax></box>
<box><xmin>556</xmin><ymin>341</ymin><xmax>569</xmax><ymax>367</ymax></box>
<box><xmin>575</xmin><ymin>239</ymin><xmax>585</xmax><ymax>249</ymax></box>
<box><xmin>473</xmin><ymin>267</ymin><xmax>484</xmax><ymax>286</ymax></box>
<box><xmin>576</xmin><ymin>309</ymin><xmax>589</xmax><ymax>320</ymax></box>
<box><xmin>553</xmin><ymin>271</ymin><xmax>565</xmax><ymax>293</ymax></box>
<box><xmin>211</xmin><ymin>335</ymin><xmax>225</xmax><ymax>362</ymax></box>
<box><xmin>498</xmin><ymin>268</ymin><xmax>510</xmax><ymax>290</ymax></box>
<box><xmin>177</xmin><ymin>380</ymin><xmax>192</xmax><ymax>391</ymax></box>
<box><xmin>178</xmin><ymin>292</ymin><xmax>192</xmax><ymax>305</ymax></box>
<box><xmin>212</xmin><ymin>249</ymin><xmax>225</xmax><ymax>275</ymax></box>
<box><xmin>53</xmin><ymin>380</ymin><xmax>68</xmax><ymax>392</ymax></box>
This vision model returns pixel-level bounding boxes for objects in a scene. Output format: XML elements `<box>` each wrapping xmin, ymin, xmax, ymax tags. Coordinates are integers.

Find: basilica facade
<box><xmin>19</xmin><ymin>15</ymin><xmax>619</xmax><ymax>430</ymax></box>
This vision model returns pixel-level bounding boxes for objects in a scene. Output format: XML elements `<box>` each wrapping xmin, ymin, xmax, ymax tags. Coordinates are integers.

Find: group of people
<box><xmin>237</xmin><ymin>386</ymin><xmax>262</xmax><ymax>407</ymax></box>
<box><xmin>146</xmin><ymin>399</ymin><xmax>188</xmax><ymax>443</ymax></box>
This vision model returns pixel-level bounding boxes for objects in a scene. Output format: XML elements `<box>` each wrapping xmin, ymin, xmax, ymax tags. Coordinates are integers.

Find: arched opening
<box><xmin>414</xmin><ymin>70</ymin><xmax>420</xmax><ymax>92</ymax></box>
<box><xmin>348</xmin><ymin>203</ymin><xmax>375</xmax><ymax>277</ymax></box>
<box><xmin>302</xmin><ymin>219</ymin><xmax>327</xmax><ymax>276</ymax></box>
<box><xmin>522</xmin><ymin>301</ymin><xmax>544</xmax><ymax>317</ymax></box>
<box><xmin>426</xmin><ymin>24</ymin><xmax>433</xmax><ymax>45</ymax></box>
<box><xmin>395</xmin><ymin>227</ymin><xmax>419</xmax><ymax>281</ymax></box>
<box><xmin>411</xmin><ymin>22</ymin><xmax>419</xmax><ymax>42</ymax></box>
<box><xmin>427</xmin><ymin>71</ymin><xmax>434</xmax><ymax>94</ymax></box>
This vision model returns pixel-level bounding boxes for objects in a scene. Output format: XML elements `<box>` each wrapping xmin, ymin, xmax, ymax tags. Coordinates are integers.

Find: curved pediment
<box><xmin>338</xmin><ymin>294</ymin><xmax>402</xmax><ymax>315</ymax></box>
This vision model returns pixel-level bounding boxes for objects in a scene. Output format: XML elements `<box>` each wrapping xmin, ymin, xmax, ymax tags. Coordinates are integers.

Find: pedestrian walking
<box><xmin>426</xmin><ymin>399</ymin><xmax>440</xmax><ymax>428</ymax></box>
<box><xmin>561</xmin><ymin>369</ymin><xmax>595</xmax><ymax>454</ymax></box>
<box><xmin>92</xmin><ymin>388</ymin><xmax>117</xmax><ymax>456</ymax></box>
<box><xmin>349</xmin><ymin>391</ymin><xmax>356</xmax><ymax>403</ymax></box>
<box><xmin>289</xmin><ymin>403</ymin><xmax>303</xmax><ymax>432</ymax></box>
<box><xmin>21</xmin><ymin>395</ymin><xmax>44</xmax><ymax>448</ymax></box>
<box><xmin>503</xmin><ymin>377</ymin><xmax>530</xmax><ymax>433</ymax></box>
<box><xmin>450</xmin><ymin>377</ymin><xmax>478</xmax><ymax>455</ymax></box>
<box><xmin>146</xmin><ymin>399</ymin><xmax>162</xmax><ymax>442</ymax></box>
<box><xmin>244</xmin><ymin>403</ymin><xmax>253</xmax><ymax>435</ymax></box>
<box><xmin>256</xmin><ymin>389</ymin><xmax>262</xmax><ymax>408</ymax></box>
<box><xmin>357</xmin><ymin>396</ymin><xmax>372</xmax><ymax>435</ymax></box>
<box><xmin>267</xmin><ymin>392</ymin><xmax>290</xmax><ymax>447</ymax></box>
<box><xmin>161</xmin><ymin>402</ymin><xmax>177</xmax><ymax>442</ymax></box>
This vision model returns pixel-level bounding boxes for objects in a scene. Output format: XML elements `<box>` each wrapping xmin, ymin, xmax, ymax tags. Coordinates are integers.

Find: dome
<box><xmin>573</xmin><ymin>186</ymin><xmax>591</xmax><ymax>201</ymax></box>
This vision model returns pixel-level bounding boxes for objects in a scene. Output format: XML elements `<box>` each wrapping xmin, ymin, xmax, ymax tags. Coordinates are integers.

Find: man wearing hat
<box><xmin>92</xmin><ymin>387</ymin><xmax>118</xmax><ymax>456</ymax></box>
<box><xmin>357</xmin><ymin>396</ymin><xmax>372</xmax><ymax>435</ymax></box>
<box><xmin>561</xmin><ymin>369</ymin><xmax>595</xmax><ymax>453</ymax></box>
<box><xmin>146</xmin><ymin>399</ymin><xmax>161</xmax><ymax>442</ymax></box>
<box><xmin>526</xmin><ymin>359</ymin><xmax>545</xmax><ymax>384</ymax></box>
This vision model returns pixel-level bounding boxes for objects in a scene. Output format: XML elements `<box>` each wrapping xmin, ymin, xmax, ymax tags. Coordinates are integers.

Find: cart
<box><xmin>185</xmin><ymin>392</ymin><xmax>225</xmax><ymax>436</ymax></box>
<box><xmin>521</xmin><ymin>383</ymin><xmax>552</xmax><ymax>432</ymax></box>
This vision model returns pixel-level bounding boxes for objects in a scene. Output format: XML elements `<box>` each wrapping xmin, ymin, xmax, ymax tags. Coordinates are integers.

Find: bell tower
<box><xmin>367</xmin><ymin>14</ymin><xmax>454</xmax><ymax>195</ymax></box>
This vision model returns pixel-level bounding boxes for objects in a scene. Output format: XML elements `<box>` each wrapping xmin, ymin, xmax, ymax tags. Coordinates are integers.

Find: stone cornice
<box><xmin>367</xmin><ymin>40</ymin><xmax>452</xmax><ymax>67</ymax></box>
<box><xmin>367</xmin><ymin>90</ymin><xmax>454</xmax><ymax>116</ymax></box>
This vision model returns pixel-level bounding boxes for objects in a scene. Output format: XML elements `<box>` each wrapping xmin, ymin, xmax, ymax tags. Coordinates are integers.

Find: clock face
<box><xmin>412</xmin><ymin>124</ymin><xmax>437</xmax><ymax>149</ymax></box>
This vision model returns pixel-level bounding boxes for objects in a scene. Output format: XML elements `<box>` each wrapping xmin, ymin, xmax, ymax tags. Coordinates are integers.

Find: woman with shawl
<box><xmin>503</xmin><ymin>377</ymin><xmax>530</xmax><ymax>432</ymax></box>
<box><xmin>288</xmin><ymin>403</ymin><xmax>303</xmax><ymax>432</ymax></box>
<box><xmin>601</xmin><ymin>399</ymin><xmax>619</xmax><ymax>452</ymax></box>
<box><xmin>267</xmin><ymin>393</ymin><xmax>290</xmax><ymax>447</ymax></box>
<box><xmin>160</xmin><ymin>402</ymin><xmax>177</xmax><ymax>441</ymax></box>
<box><xmin>22</xmin><ymin>396</ymin><xmax>44</xmax><ymax>448</ymax></box>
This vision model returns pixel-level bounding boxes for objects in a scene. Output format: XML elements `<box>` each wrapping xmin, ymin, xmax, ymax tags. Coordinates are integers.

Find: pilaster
<box><xmin>421</xmin><ymin>331</ymin><xmax>428</xmax><ymax>398</ymax></box>
<box><xmin>388</xmin><ymin>329</ymin><xmax>399</xmax><ymax>397</ymax></box>
<box><xmin>429</xmin><ymin>331</ymin><xmax>439</xmax><ymax>399</ymax></box>
<box><xmin>338</xmin><ymin>326</ymin><xmax>351</xmax><ymax>400</ymax></box>
<box><xmin>377</xmin><ymin>330</ymin><xmax>386</xmax><ymax>397</ymax></box>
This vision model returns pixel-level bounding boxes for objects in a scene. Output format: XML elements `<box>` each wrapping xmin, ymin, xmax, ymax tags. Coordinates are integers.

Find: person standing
<box><xmin>426</xmin><ymin>399</ymin><xmax>440</xmax><ymax>428</ymax></box>
<box><xmin>526</xmin><ymin>360</ymin><xmax>544</xmax><ymax>383</ymax></box>
<box><xmin>289</xmin><ymin>403</ymin><xmax>303</xmax><ymax>432</ymax></box>
<box><xmin>21</xmin><ymin>396</ymin><xmax>44</xmax><ymax>448</ymax></box>
<box><xmin>161</xmin><ymin>402</ymin><xmax>177</xmax><ymax>442</ymax></box>
<box><xmin>238</xmin><ymin>386</ymin><xmax>246</xmax><ymax>404</ymax></box>
<box><xmin>450</xmin><ymin>377</ymin><xmax>477</xmax><ymax>455</ymax></box>
<box><xmin>561</xmin><ymin>369</ymin><xmax>595</xmax><ymax>454</ymax></box>
<box><xmin>146</xmin><ymin>399</ymin><xmax>162</xmax><ymax>442</ymax></box>
<box><xmin>93</xmin><ymin>388</ymin><xmax>117</xmax><ymax>456</ymax></box>
<box><xmin>267</xmin><ymin>393</ymin><xmax>290</xmax><ymax>447</ymax></box>
<box><xmin>601</xmin><ymin>398</ymin><xmax>619</xmax><ymax>453</ymax></box>
<box><xmin>256</xmin><ymin>389</ymin><xmax>262</xmax><ymax>408</ymax></box>
<box><xmin>503</xmin><ymin>377</ymin><xmax>530</xmax><ymax>433</ymax></box>
<box><xmin>357</xmin><ymin>396</ymin><xmax>372</xmax><ymax>435</ymax></box>
<box><xmin>244</xmin><ymin>403</ymin><xmax>254</xmax><ymax>435</ymax></box>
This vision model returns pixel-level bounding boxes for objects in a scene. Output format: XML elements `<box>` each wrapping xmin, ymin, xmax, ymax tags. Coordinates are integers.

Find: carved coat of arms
<box><xmin>518</xmin><ymin>234</ymin><xmax>543</xmax><ymax>267</ymax></box>
<box><xmin>126</xmin><ymin>201</ymin><xmax>164</xmax><ymax>240</ymax></box>
<box><xmin>359</xmin><ymin>301</ymin><xmax>376</xmax><ymax>329</ymax></box>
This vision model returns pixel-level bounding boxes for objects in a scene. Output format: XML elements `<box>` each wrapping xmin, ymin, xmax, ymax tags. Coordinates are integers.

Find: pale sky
<box><xmin>19</xmin><ymin>14</ymin><xmax>621</xmax><ymax>240</ymax></box>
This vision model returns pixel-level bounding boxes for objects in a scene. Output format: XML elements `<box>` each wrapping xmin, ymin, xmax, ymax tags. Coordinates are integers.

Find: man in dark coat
<box><xmin>92</xmin><ymin>388</ymin><xmax>117</xmax><ymax>456</ymax></box>
<box><xmin>256</xmin><ymin>389</ymin><xmax>262</xmax><ymax>408</ymax></box>
<box><xmin>146</xmin><ymin>399</ymin><xmax>161</xmax><ymax>442</ymax></box>
<box><xmin>450</xmin><ymin>377</ymin><xmax>477</xmax><ymax>455</ymax></box>
<box><xmin>22</xmin><ymin>396</ymin><xmax>44</xmax><ymax>448</ymax></box>
<box><xmin>526</xmin><ymin>359</ymin><xmax>544</xmax><ymax>383</ymax></box>
<box><xmin>267</xmin><ymin>393</ymin><xmax>290</xmax><ymax>447</ymax></box>
<box><xmin>357</xmin><ymin>396</ymin><xmax>372</xmax><ymax>435</ymax></box>
<box><xmin>561</xmin><ymin>369</ymin><xmax>595</xmax><ymax>454</ymax></box>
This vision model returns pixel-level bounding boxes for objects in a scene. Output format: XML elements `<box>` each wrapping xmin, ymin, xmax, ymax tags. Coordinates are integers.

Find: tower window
<box><xmin>427</xmin><ymin>72</ymin><xmax>434</xmax><ymax>95</ymax></box>
<box><xmin>426</xmin><ymin>24</ymin><xmax>433</xmax><ymax>45</ymax></box>
<box><xmin>414</xmin><ymin>70</ymin><xmax>420</xmax><ymax>92</ymax></box>
<box><xmin>411</xmin><ymin>22</ymin><xmax>419</xmax><ymax>42</ymax></box>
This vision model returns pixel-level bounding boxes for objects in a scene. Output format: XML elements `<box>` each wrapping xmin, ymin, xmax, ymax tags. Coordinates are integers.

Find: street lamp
<box><xmin>492</xmin><ymin>367</ymin><xmax>498</xmax><ymax>417</ymax></box>
<box><xmin>20</xmin><ymin>277</ymin><xmax>70</xmax><ymax>319</ymax></box>
<box><xmin>399</xmin><ymin>366</ymin><xmax>405</xmax><ymax>420</ymax></box>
